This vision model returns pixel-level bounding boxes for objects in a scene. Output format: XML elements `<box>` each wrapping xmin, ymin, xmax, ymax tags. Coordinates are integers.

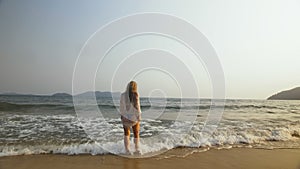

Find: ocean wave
<box><xmin>0</xmin><ymin>135</ymin><xmax>299</xmax><ymax>157</ymax></box>
<box><xmin>0</xmin><ymin>101</ymin><xmax>285</xmax><ymax>114</ymax></box>
<box><xmin>0</xmin><ymin>102</ymin><xmax>74</xmax><ymax>111</ymax></box>
<box><xmin>1</xmin><ymin>98</ymin><xmax>299</xmax><ymax>157</ymax></box>
<box><xmin>100</xmin><ymin>104</ymin><xmax>282</xmax><ymax>110</ymax></box>
<box><xmin>1</xmin><ymin>116</ymin><xmax>299</xmax><ymax>157</ymax></box>
<box><xmin>224</xmin><ymin>104</ymin><xmax>281</xmax><ymax>110</ymax></box>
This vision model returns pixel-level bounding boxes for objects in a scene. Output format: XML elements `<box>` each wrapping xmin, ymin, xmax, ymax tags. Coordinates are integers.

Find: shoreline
<box><xmin>1</xmin><ymin>148</ymin><xmax>300</xmax><ymax>169</ymax></box>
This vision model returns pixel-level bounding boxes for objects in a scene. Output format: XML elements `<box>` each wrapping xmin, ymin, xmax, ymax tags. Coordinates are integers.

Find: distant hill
<box><xmin>75</xmin><ymin>91</ymin><xmax>121</xmax><ymax>98</ymax></box>
<box><xmin>0</xmin><ymin>92</ymin><xmax>20</xmax><ymax>95</ymax></box>
<box><xmin>268</xmin><ymin>87</ymin><xmax>300</xmax><ymax>100</ymax></box>
<box><xmin>0</xmin><ymin>91</ymin><xmax>121</xmax><ymax>98</ymax></box>
<box><xmin>51</xmin><ymin>93</ymin><xmax>72</xmax><ymax>97</ymax></box>
<box><xmin>0</xmin><ymin>92</ymin><xmax>34</xmax><ymax>96</ymax></box>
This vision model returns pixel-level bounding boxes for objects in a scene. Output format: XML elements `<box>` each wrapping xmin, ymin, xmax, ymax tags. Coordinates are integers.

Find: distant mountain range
<box><xmin>75</xmin><ymin>91</ymin><xmax>121</xmax><ymax>98</ymax></box>
<box><xmin>0</xmin><ymin>91</ymin><xmax>121</xmax><ymax>98</ymax></box>
<box><xmin>3</xmin><ymin>88</ymin><xmax>299</xmax><ymax>100</ymax></box>
<box><xmin>268</xmin><ymin>87</ymin><xmax>300</xmax><ymax>100</ymax></box>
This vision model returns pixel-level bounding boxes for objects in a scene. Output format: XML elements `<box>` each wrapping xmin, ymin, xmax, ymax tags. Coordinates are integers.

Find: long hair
<box><xmin>125</xmin><ymin>81</ymin><xmax>138</xmax><ymax>110</ymax></box>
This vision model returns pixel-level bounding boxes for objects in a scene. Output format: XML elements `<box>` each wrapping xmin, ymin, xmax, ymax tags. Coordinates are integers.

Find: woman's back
<box><xmin>120</xmin><ymin>92</ymin><xmax>141</xmax><ymax>122</ymax></box>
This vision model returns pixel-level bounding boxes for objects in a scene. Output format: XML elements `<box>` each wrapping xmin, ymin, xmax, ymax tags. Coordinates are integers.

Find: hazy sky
<box><xmin>0</xmin><ymin>0</ymin><xmax>299</xmax><ymax>99</ymax></box>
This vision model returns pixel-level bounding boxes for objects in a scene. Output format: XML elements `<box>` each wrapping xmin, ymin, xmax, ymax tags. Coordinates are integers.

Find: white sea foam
<box><xmin>1</xmin><ymin>98</ymin><xmax>300</xmax><ymax>157</ymax></box>
<box><xmin>1</xmin><ymin>119</ymin><xmax>299</xmax><ymax>157</ymax></box>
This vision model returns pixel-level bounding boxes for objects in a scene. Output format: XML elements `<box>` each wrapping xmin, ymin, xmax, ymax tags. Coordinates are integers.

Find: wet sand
<box><xmin>1</xmin><ymin>148</ymin><xmax>300</xmax><ymax>169</ymax></box>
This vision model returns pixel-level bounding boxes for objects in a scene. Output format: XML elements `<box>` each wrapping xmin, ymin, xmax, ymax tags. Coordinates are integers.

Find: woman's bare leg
<box><xmin>133</xmin><ymin>122</ymin><xmax>140</xmax><ymax>152</ymax></box>
<box><xmin>123</xmin><ymin>126</ymin><xmax>130</xmax><ymax>153</ymax></box>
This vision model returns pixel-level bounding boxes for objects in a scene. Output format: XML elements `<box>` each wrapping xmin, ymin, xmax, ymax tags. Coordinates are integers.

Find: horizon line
<box><xmin>0</xmin><ymin>91</ymin><xmax>271</xmax><ymax>100</ymax></box>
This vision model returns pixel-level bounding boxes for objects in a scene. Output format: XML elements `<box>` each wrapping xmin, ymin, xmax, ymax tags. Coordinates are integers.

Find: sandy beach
<box><xmin>1</xmin><ymin>148</ymin><xmax>300</xmax><ymax>169</ymax></box>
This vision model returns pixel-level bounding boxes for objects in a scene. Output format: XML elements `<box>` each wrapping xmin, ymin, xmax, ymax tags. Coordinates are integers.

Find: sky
<box><xmin>0</xmin><ymin>0</ymin><xmax>299</xmax><ymax>99</ymax></box>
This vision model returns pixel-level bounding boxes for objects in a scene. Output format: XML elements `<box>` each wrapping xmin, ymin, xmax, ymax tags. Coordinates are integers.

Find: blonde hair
<box><xmin>125</xmin><ymin>81</ymin><xmax>138</xmax><ymax>109</ymax></box>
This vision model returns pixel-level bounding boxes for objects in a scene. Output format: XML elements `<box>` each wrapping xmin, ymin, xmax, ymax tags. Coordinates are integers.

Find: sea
<box><xmin>0</xmin><ymin>95</ymin><xmax>299</xmax><ymax>157</ymax></box>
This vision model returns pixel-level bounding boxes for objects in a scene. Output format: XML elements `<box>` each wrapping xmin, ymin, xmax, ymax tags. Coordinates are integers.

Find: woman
<box><xmin>119</xmin><ymin>81</ymin><xmax>141</xmax><ymax>154</ymax></box>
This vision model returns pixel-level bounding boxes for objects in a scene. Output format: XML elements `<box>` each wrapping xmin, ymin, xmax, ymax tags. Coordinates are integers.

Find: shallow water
<box><xmin>0</xmin><ymin>95</ymin><xmax>299</xmax><ymax>157</ymax></box>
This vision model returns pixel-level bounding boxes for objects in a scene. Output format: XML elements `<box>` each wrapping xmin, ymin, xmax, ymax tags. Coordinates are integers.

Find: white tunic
<box><xmin>119</xmin><ymin>93</ymin><xmax>141</xmax><ymax>125</ymax></box>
